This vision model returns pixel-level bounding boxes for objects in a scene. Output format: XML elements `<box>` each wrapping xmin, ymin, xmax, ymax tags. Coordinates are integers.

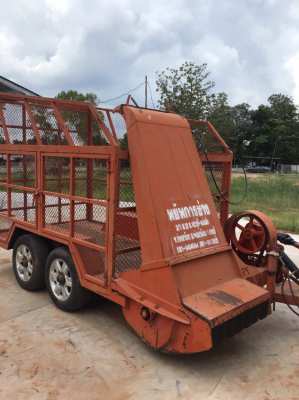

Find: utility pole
<box><xmin>145</xmin><ymin>75</ymin><xmax>148</xmax><ymax>108</ymax></box>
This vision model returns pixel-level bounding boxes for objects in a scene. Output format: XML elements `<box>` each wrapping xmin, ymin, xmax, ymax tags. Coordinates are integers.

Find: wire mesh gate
<box><xmin>41</xmin><ymin>152</ymin><xmax>109</xmax><ymax>278</ymax></box>
<box><xmin>0</xmin><ymin>151</ymin><xmax>37</xmax><ymax>240</ymax></box>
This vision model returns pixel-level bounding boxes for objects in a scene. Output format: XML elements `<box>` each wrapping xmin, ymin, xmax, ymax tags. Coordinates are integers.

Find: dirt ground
<box><xmin>0</xmin><ymin>242</ymin><xmax>299</xmax><ymax>400</ymax></box>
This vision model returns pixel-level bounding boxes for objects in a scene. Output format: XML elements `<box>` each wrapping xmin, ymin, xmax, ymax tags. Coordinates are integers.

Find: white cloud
<box><xmin>0</xmin><ymin>0</ymin><xmax>299</xmax><ymax>107</ymax></box>
<box><xmin>285</xmin><ymin>53</ymin><xmax>299</xmax><ymax>104</ymax></box>
<box><xmin>45</xmin><ymin>0</ymin><xmax>71</xmax><ymax>16</ymax></box>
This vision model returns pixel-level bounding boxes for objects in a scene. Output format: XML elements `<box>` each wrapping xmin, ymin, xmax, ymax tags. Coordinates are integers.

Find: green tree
<box><xmin>156</xmin><ymin>63</ymin><xmax>242</xmax><ymax>153</ymax></box>
<box><xmin>229</xmin><ymin>103</ymin><xmax>253</xmax><ymax>163</ymax></box>
<box><xmin>29</xmin><ymin>90</ymin><xmax>100</xmax><ymax>146</ymax></box>
<box><xmin>156</xmin><ymin>61</ymin><xmax>215</xmax><ymax>119</ymax></box>
<box><xmin>207</xmin><ymin>96</ymin><xmax>255</xmax><ymax>163</ymax></box>
<box><xmin>208</xmin><ymin>92</ymin><xmax>234</xmax><ymax>148</ymax></box>
<box><xmin>55</xmin><ymin>90</ymin><xmax>98</xmax><ymax>104</ymax></box>
<box><xmin>249</xmin><ymin>94</ymin><xmax>299</xmax><ymax>164</ymax></box>
<box><xmin>156</xmin><ymin>62</ymin><xmax>299</xmax><ymax>164</ymax></box>
<box><xmin>55</xmin><ymin>90</ymin><xmax>107</xmax><ymax>145</ymax></box>
<box><xmin>268</xmin><ymin>93</ymin><xmax>297</xmax><ymax>121</ymax></box>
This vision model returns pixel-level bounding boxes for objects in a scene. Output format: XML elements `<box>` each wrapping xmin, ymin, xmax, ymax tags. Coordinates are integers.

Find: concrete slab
<box><xmin>0</xmin><ymin>247</ymin><xmax>298</xmax><ymax>400</ymax></box>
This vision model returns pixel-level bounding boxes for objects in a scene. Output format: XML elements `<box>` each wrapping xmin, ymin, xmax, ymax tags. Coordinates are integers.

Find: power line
<box><xmin>99</xmin><ymin>82</ymin><xmax>145</xmax><ymax>104</ymax></box>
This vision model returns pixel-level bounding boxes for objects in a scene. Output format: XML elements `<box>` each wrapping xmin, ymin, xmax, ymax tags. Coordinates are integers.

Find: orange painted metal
<box><xmin>0</xmin><ymin>93</ymin><xmax>278</xmax><ymax>353</ymax></box>
<box><xmin>183</xmin><ymin>278</ymin><xmax>270</xmax><ymax>327</ymax></box>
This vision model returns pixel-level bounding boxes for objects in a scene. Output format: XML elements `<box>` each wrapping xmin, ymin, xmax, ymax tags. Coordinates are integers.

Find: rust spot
<box><xmin>207</xmin><ymin>290</ymin><xmax>243</xmax><ymax>306</ymax></box>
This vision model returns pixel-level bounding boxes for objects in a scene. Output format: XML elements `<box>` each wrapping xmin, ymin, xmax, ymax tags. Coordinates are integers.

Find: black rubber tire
<box><xmin>45</xmin><ymin>247</ymin><xmax>92</xmax><ymax>312</ymax></box>
<box><xmin>12</xmin><ymin>234</ymin><xmax>49</xmax><ymax>291</ymax></box>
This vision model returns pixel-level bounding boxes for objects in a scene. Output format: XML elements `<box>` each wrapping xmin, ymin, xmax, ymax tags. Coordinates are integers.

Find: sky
<box><xmin>1</xmin><ymin>0</ymin><xmax>299</xmax><ymax>108</ymax></box>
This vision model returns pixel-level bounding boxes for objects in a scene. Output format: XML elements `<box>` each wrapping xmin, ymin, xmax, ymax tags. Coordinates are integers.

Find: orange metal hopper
<box><xmin>118</xmin><ymin>106</ymin><xmax>270</xmax><ymax>353</ymax></box>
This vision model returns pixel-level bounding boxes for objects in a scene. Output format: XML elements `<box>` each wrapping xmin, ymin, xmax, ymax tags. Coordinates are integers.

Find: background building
<box><xmin>0</xmin><ymin>76</ymin><xmax>38</xmax><ymax>96</ymax></box>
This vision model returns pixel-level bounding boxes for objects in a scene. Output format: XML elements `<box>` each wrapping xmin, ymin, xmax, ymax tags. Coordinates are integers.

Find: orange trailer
<box><xmin>0</xmin><ymin>92</ymin><xmax>298</xmax><ymax>353</ymax></box>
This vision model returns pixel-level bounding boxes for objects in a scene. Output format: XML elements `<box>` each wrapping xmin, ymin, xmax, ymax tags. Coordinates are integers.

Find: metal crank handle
<box><xmin>280</xmin><ymin>251</ymin><xmax>299</xmax><ymax>280</ymax></box>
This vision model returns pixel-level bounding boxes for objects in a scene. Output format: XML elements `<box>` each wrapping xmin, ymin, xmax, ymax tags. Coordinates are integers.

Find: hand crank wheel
<box><xmin>224</xmin><ymin>211</ymin><xmax>275</xmax><ymax>265</ymax></box>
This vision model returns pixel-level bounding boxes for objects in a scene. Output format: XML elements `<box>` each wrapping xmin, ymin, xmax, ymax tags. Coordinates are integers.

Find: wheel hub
<box><xmin>16</xmin><ymin>244</ymin><xmax>33</xmax><ymax>282</ymax></box>
<box><xmin>49</xmin><ymin>258</ymin><xmax>72</xmax><ymax>302</ymax></box>
<box><xmin>57</xmin><ymin>273</ymin><xmax>66</xmax><ymax>285</ymax></box>
<box><xmin>244</xmin><ymin>229</ymin><xmax>253</xmax><ymax>240</ymax></box>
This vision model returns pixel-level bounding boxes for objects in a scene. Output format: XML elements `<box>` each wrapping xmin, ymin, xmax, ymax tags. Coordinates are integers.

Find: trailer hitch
<box><xmin>275</xmin><ymin>232</ymin><xmax>299</xmax><ymax>316</ymax></box>
<box><xmin>277</xmin><ymin>233</ymin><xmax>299</xmax><ymax>281</ymax></box>
<box><xmin>277</xmin><ymin>232</ymin><xmax>299</xmax><ymax>248</ymax></box>
<box><xmin>279</xmin><ymin>251</ymin><xmax>299</xmax><ymax>280</ymax></box>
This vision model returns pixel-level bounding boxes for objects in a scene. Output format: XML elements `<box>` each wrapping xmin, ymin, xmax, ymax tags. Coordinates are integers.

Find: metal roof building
<box><xmin>0</xmin><ymin>76</ymin><xmax>39</xmax><ymax>96</ymax></box>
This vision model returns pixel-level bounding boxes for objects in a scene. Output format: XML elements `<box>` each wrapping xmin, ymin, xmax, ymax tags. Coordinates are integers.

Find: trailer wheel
<box><xmin>45</xmin><ymin>247</ymin><xmax>92</xmax><ymax>312</ymax></box>
<box><xmin>13</xmin><ymin>234</ymin><xmax>49</xmax><ymax>291</ymax></box>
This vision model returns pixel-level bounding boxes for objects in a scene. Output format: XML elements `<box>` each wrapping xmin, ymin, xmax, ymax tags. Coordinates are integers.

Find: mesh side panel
<box><xmin>7</xmin><ymin>124</ymin><xmax>36</xmax><ymax>144</ymax></box>
<box><xmin>112</xmin><ymin>113</ymin><xmax>126</xmax><ymax>138</ymax></box>
<box><xmin>203</xmin><ymin>162</ymin><xmax>224</xmax><ymax>211</ymax></box>
<box><xmin>32</xmin><ymin>106</ymin><xmax>110</xmax><ymax>146</ymax></box>
<box><xmin>192</xmin><ymin>125</ymin><xmax>225</xmax><ymax>153</ymax></box>
<box><xmin>74</xmin><ymin>204</ymin><xmax>106</xmax><ymax>246</ymax></box>
<box><xmin>93</xmin><ymin>160</ymin><xmax>107</xmax><ymax>200</ymax></box>
<box><xmin>115</xmin><ymin>250</ymin><xmax>141</xmax><ymax>273</ymax></box>
<box><xmin>119</xmin><ymin>159</ymin><xmax>135</xmax><ymax>207</ymax></box>
<box><xmin>74</xmin><ymin>158</ymin><xmax>107</xmax><ymax>200</ymax></box>
<box><xmin>44</xmin><ymin>195</ymin><xmax>70</xmax><ymax>233</ymax></box>
<box><xmin>44</xmin><ymin>196</ymin><xmax>106</xmax><ymax>245</ymax></box>
<box><xmin>0</xmin><ymin>184</ymin><xmax>11</xmax><ymax>240</ymax></box>
<box><xmin>31</xmin><ymin>105</ymin><xmax>67</xmax><ymax>145</ymax></box>
<box><xmin>74</xmin><ymin>158</ymin><xmax>88</xmax><ymax>197</ymax></box>
<box><xmin>102</xmin><ymin>111</ymin><xmax>127</xmax><ymax>139</ymax></box>
<box><xmin>43</xmin><ymin>156</ymin><xmax>108</xmax><ymax>244</ymax></box>
<box><xmin>0</xmin><ymin>217</ymin><xmax>12</xmax><ymax>231</ymax></box>
<box><xmin>74</xmin><ymin>201</ymin><xmax>87</xmax><ymax>220</ymax></box>
<box><xmin>0</xmin><ymin>101</ymin><xmax>115</xmax><ymax>146</ymax></box>
<box><xmin>0</xmin><ymin>103</ymin><xmax>36</xmax><ymax>144</ymax></box>
<box><xmin>59</xmin><ymin>108</ymin><xmax>89</xmax><ymax>145</ymax></box>
<box><xmin>3</xmin><ymin>103</ymin><xmax>23</xmax><ymax>125</ymax></box>
<box><xmin>10</xmin><ymin>154</ymin><xmax>35</xmax><ymax>187</ymax></box>
<box><xmin>92</xmin><ymin>204</ymin><xmax>107</xmax><ymax>222</ymax></box>
<box><xmin>0</xmin><ymin>184</ymin><xmax>7</xmax><ymax>212</ymax></box>
<box><xmin>4</xmin><ymin>104</ymin><xmax>22</xmax><ymax>144</ymax></box>
<box><xmin>0</xmin><ymin>152</ymin><xmax>36</xmax><ymax>224</ymax></box>
<box><xmin>114</xmin><ymin>159</ymin><xmax>141</xmax><ymax>274</ymax></box>
<box><xmin>23</xmin><ymin>109</ymin><xmax>36</xmax><ymax>144</ymax></box>
<box><xmin>0</xmin><ymin>127</ymin><xmax>5</xmax><ymax>144</ymax></box>
<box><xmin>0</xmin><ymin>155</ymin><xmax>7</xmax><ymax>183</ymax></box>
<box><xmin>11</xmin><ymin>191</ymin><xmax>36</xmax><ymax>223</ymax></box>
<box><xmin>7</xmin><ymin>128</ymin><xmax>21</xmax><ymax>144</ymax></box>
<box><xmin>45</xmin><ymin>157</ymin><xmax>70</xmax><ymax>194</ymax></box>
<box><xmin>92</xmin><ymin>111</ymin><xmax>109</xmax><ymax>145</ymax></box>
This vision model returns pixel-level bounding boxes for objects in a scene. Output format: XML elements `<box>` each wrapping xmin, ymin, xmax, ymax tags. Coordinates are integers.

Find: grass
<box><xmin>230</xmin><ymin>173</ymin><xmax>299</xmax><ymax>233</ymax></box>
<box><xmin>0</xmin><ymin>165</ymin><xmax>135</xmax><ymax>203</ymax></box>
<box><xmin>4</xmin><ymin>163</ymin><xmax>298</xmax><ymax>232</ymax></box>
